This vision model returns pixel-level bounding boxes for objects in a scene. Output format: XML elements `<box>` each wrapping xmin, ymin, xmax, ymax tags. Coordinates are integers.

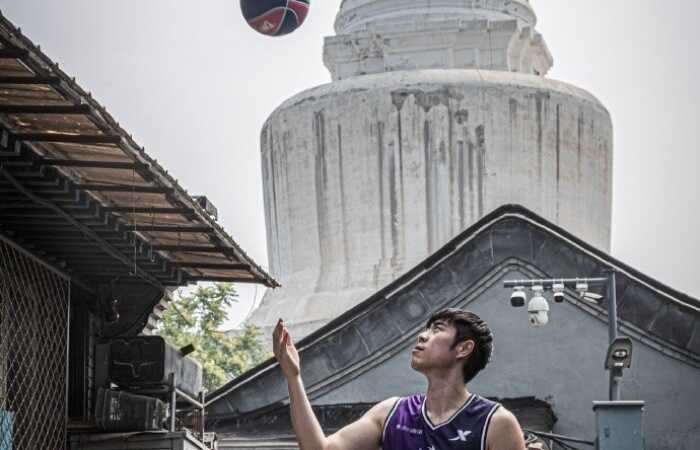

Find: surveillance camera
<box><xmin>528</xmin><ymin>291</ymin><xmax>549</xmax><ymax>327</ymax></box>
<box><xmin>529</xmin><ymin>311</ymin><xmax>548</xmax><ymax>327</ymax></box>
<box><xmin>552</xmin><ymin>282</ymin><xmax>565</xmax><ymax>303</ymax></box>
<box><xmin>510</xmin><ymin>287</ymin><xmax>527</xmax><ymax>307</ymax></box>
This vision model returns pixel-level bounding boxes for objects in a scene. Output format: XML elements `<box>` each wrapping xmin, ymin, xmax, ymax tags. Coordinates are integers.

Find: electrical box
<box><xmin>593</xmin><ymin>401</ymin><xmax>644</xmax><ymax>450</ymax></box>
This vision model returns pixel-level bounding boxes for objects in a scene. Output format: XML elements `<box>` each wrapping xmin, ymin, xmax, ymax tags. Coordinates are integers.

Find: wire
<box><xmin>523</xmin><ymin>428</ymin><xmax>594</xmax><ymax>450</ymax></box>
<box><xmin>523</xmin><ymin>429</ymin><xmax>594</xmax><ymax>446</ymax></box>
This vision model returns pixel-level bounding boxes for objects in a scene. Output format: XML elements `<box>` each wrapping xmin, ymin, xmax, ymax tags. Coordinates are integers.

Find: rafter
<box><xmin>76</xmin><ymin>184</ymin><xmax>172</xmax><ymax>194</ymax></box>
<box><xmin>0</xmin><ymin>104</ymin><xmax>91</xmax><ymax>114</ymax></box>
<box><xmin>39</xmin><ymin>159</ymin><xmax>139</xmax><ymax>170</ymax></box>
<box><xmin>151</xmin><ymin>244</ymin><xmax>234</xmax><ymax>254</ymax></box>
<box><xmin>123</xmin><ymin>225</ymin><xmax>212</xmax><ymax>233</ymax></box>
<box><xmin>0</xmin><ymin>75</ymin><xmax>61</xmax><ymax>85</ymax></box>
<box><xmin>171</xmin><ymin>262</ymin><xmax>250</xmax><ymax>271</ymax></box>
<box><xmin>14</xmin><ymin>133</ymin><xmax>121</xmax><ymax>144</ymax></box>
<box><xmin>103</xmin><ymin>206</ymin><xmax>195</xmax><ymax>215</ymax></box>
<box><xmin>0</xmin><ymin>48</ymin><xmax>27</xmax><ymax>59</ymax></box>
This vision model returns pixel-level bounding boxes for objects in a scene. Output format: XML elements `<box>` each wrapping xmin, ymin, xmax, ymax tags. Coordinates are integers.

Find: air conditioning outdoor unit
<box><xmin>94</xmin><ymin>388</ymin><xmax>167</xmax><ymax>432</ymax></box>
<box><xmin>95</xmin><ymin>336</ymin><xmax>202</xmax><ymax>398</ymax></box>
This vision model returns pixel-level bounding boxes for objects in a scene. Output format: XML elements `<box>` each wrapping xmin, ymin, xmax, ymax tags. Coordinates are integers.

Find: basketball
<box><xmin>241</xmin><ymin>0</ymin><xmax>310</xmax><ymax>37</ymax></box>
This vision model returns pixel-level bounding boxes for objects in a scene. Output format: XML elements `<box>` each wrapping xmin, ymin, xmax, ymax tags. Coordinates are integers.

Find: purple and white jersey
<box><xmin>382</xmin><ymin>394</ymin><xmax>500</xmax><ymax>450</ymax></box>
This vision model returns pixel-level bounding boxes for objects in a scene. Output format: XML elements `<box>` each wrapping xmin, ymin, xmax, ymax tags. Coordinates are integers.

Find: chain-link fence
<box><xmin>0</xmin><ymin>237</ymin><xmax>70</xmax><ymax>450</ymax></box>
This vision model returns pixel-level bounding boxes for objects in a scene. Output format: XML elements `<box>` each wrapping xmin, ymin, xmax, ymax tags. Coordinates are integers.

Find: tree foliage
<box><xmin>156</xmin><ymin>283</ymin><xmax>269</xmax><ymax>392</ymax></box>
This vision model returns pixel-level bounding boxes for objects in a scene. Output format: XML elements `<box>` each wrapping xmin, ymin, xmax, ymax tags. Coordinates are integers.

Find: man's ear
<box><xmin>455</xmin><ymin>339</ymin><xmax>475</xmax><ymax>360</ymax></box>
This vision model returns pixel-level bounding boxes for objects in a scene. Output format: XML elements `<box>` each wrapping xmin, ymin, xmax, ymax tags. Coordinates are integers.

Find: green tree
<box><xmin>156</xmin><ymin>283</ymin><xmax>269</xmax><ymax>392</ymax></box>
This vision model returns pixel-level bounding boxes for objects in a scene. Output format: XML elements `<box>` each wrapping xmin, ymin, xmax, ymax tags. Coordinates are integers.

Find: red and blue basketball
<box><xmin>241</xmin><ymin>0</ymin><xmax>310</xmax><ymax>37</ymax></box>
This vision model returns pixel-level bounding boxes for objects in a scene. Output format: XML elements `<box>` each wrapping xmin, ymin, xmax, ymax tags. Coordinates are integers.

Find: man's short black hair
<box><xmin>426</xmin><ymin>308</ymin><xmax>494</xmax><ymax>383</ymax></box>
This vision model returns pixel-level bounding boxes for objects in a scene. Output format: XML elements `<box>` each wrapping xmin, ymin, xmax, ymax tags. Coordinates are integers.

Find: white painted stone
<box><xmin>247</xmin><ymin>1</ymin><xmax>613</xmax><ymax>340</ymax></box>
<box><xmin>326</xmin><ymin>0</ymin><xmax>551</xmax><ymax>80</ymax></box>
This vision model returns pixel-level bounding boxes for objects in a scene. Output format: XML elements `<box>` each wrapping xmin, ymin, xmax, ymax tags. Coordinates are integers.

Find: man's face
<box><xmin>410</xmin><ymin>319</ymin><xmax>471</xmax><ymax>373</ymax></box>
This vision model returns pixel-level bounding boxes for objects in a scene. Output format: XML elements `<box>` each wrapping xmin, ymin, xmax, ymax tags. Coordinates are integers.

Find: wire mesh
<box><xmin>0</xmin><ymin>238</ymin><xmax>70</xmax><ymax>450</ymax></box>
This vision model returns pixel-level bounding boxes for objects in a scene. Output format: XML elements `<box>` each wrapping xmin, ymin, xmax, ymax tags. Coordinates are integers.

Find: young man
<box><xmin>272</xmin><ymin>308</ymin><xmax>526</xmax><ymax>450</ymax></box>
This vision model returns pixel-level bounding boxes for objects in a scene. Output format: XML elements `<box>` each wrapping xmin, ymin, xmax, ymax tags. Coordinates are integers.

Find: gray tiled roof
<box><xmin>206</xmin><ymin>204</ymin><xmax>700</xmax><ymax>421</ymax></box>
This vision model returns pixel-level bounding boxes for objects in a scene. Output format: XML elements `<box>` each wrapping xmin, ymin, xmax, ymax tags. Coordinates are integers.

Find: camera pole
<box><xmin>503</xmin><ymin>273</ymin><xmax>622</xmax><ymax>400</ymax></box>
<box><xmin>605</xmin><ymin>269</ymin><xmax>620</xmax><ymax>401</ymax></box>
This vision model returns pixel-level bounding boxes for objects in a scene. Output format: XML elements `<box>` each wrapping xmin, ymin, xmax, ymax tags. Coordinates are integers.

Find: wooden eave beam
<box><xmin>38</xmin><ymin>159</ymin><xmax>139</xmax><ymax>170</ymax></box>
<box><xmin>0</xmin><ymin>48</ymin><xmax>28</xmax><ymax>59</ymax></box>
<box><xmin>123</xmin><ymin>225</ymin><xmax>212</xmax><ymax>233</ymax></box>
<box><xmin>0</xmin><ymin>75</ymin><xmax>61</xmax><ymax>85</ymax></box>
<box><xmin>0</xmin><ymin>104</ymin><xmax>92</xmax><ymax>115</ymax></box>
<box><xmin>151</xmin><ymin>244</ymin><xmax>235</xmax><ymax>254</ymax></box>
<box><xmin>102</xmin><ymin>206</ymin><xmax>195</xmax><ymax>215</ymax></box>
<box><xmin>76</xmin><ymin>184</ymin><xmax>172</xmax><ymax>194</ymax></box>
<box><xmin>184</xmin><ymin>276</ymin><xmax>256</xmax><ymax>283</ymax></box>
<box><xmin>171</xmin><ymin>262</ymin><xmax>251</xmax><ymax>271</ymax></box>
<box><xmin>14</xmin><ymin>133</ymin><xmax>122</xmax><ymax>144</ymax></box>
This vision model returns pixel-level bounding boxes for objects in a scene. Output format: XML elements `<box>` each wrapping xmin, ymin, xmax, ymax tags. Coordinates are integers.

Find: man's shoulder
<box><xmin>375</xmin><ymin>396</ymin><xmax>402</xmax><ymax>415</ymax></box>
<box><xmin>365</xmin><ymin>397</ymin><xmax>402</xmax><ymax>425</ymax></box>
<box><xmin>485</xmin><ymin>406</ymin><xmax>525</xmax><ymax>450</ymax></box>
<box><xmin>489</xmin><ymin>405</ymin><xmax>518</xmax><ymax>424</ymax></box>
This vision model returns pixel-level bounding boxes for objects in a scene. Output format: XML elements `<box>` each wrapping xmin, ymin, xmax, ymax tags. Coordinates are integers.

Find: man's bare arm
<box><xmin>274</xmin><ymin>319</ymin><xmax>396</xmax><ymax>450</ymax></box>
<box><xmin>289</xmin><ymin>375</ymin><xmax>396</xmax><ymax>450</ymax></box>
<box><xmin>486</xmin><ymin>407</ymin><xmax>526</xmax><ymax>450</ymax></box>
<box><xmin>325</xmin><ymin>397</ymin><xmax>398</xmax><ymax>450</ymax></box>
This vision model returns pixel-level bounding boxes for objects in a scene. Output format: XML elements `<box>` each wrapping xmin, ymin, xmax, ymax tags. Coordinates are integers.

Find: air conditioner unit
<box><xmin>94</xmin><ymin>388</ymin><xmax>166</xmax><ymax>432</ymax></box>
<box><xmin>95</xmin><ymin>336</ymin><xmax>202</xmax><ymax>398</ymax></box>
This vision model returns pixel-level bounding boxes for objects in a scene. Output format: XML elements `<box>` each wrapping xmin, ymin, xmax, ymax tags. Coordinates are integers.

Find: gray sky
<box><xmin>2</xmin><ymin>0</ymin><xmax>698</xmax><ymax>328</ymax></box>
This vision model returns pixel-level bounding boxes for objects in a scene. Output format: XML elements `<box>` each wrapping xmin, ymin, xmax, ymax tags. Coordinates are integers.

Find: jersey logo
<box><xmin>448</xmin><ymin>429</ymin><xmax>472</xmax><ymax>441</ymax></box>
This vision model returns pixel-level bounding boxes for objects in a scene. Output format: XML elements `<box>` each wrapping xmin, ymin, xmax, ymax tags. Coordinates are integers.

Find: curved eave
<box><xmin>0</xmin><ymin>12</ymin><xmax>278</xmax><ymax>290</ymax></box>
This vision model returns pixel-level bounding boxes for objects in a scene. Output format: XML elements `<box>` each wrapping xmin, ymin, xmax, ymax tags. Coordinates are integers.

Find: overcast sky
<box><xmin>2</xmin><ymin>0</ymin><xmax>698</xmax><ymax>329</ymax></box>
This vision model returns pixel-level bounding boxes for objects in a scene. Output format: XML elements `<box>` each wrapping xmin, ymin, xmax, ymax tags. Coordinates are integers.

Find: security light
<box><xmin>605</xmin><ymin>337</ymin><xmax>633</xmax><ymax>370</ymax></box>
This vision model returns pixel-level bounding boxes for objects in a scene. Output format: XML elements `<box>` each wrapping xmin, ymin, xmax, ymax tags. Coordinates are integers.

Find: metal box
<box><xmin>593</xmin><ymin>401</ymin><xmax>645</xmax><ymax>450</ymax></box>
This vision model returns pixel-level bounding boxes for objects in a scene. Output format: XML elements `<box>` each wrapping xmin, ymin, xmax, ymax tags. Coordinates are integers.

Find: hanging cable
<box><xmin>131</xmin><ymin>166</ymin><xmax>137</xmax><ymax>276</ymax></box>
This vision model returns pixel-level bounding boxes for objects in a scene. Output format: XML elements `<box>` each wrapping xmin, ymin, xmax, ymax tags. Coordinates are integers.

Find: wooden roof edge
<box><xmin>0</xmin><ymin>12</ymin><xmax>278</xmax><ymax>288</ymax></box>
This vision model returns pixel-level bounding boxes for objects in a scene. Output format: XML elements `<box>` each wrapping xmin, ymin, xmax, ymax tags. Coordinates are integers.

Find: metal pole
<box><xmin>199</xmin><ymin>390</ymin><xmax>205</xmax><ymax>440</ymax></box>
<box><xmin>169</xmin><ymin>372</ymin><xmax>176</xmax><ymax>432</ymax></box>
<box><xmin>606</xmin><ymin>270</ymin><xmax>620</xmax><ymax>401</ymax></box>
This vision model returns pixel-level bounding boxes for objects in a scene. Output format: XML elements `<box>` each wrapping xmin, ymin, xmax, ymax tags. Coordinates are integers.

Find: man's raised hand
<box><xmin>273</xmin><ymin>319</ymin><xmax>300</xmax><ymax>379</ymax></box>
